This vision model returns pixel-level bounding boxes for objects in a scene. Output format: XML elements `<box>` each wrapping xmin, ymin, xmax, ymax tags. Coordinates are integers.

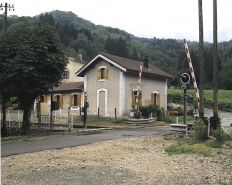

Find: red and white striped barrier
<box><xmin>184</xmin><ymin>39</ymin><xmax>200</xmax><ymax>108</ymax></box>
<box><xmin>134</xmin><ymin>62</ymin><xmax>143</xmax><ymax>114</ymax></box>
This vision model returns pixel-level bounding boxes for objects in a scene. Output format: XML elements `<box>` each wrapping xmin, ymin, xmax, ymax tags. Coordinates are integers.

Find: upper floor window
<box><xmin>97</xmin><ymin>66</ymin><xmax>108</xmax><ymax>80</ymax></box>
<box><xmin>63</xmin><ymin>71</ymin><xmax>69</xmax><ymax>79</ymax></box>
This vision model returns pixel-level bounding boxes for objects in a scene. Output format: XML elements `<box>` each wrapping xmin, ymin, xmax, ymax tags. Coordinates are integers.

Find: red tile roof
<box><xmin>49</xmin><ymin>81</ymin><xmax>84</xmax><ymax>92</ymax></box>
<box><xmin>76</xmin><ymin>52</ymin><xmax>174</xmax><ymax>79</ymax></box>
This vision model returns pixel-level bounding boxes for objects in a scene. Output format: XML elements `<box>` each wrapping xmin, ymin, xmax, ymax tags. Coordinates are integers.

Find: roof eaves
<box><xmin>127</xmin><ymin>68</ymin><xmax>174</xmax><ymax>79</ymax></box>
<box><xmin>75</xmin><ymin>53</ymin><xmax>127</xmax><ymax>76</ymax></box>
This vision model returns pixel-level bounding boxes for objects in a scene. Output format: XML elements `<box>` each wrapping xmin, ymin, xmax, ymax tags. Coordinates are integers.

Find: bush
<box><xmin>177</xmin><ymin>109</ymin><xmax>184</xmax><ymax>116</ymax></box>
<box><xmin>187</xmin><ymin>108</ymin><xmax>194</xmax><ymax>116</ymax></box>
<box><xmin>192</xmin><ymin>118</ymin><xmax>207</xmax><ymax>142</ymax></box>
<box><xmin>139</xmin><ymin>105</ymin><xmax>162</xmax><ymax>118</ymax></box>
<box><xmin>213</xmin><ymin>125</ymin><xmax>226</xmax><ymax>142</ymax></box>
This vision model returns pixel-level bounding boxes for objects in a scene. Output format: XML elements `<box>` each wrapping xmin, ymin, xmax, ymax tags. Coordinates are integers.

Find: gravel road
<box><xmin>1</xmin><ymin>127</ymin><xmax>232</xmax><ymax>185</ymax></box>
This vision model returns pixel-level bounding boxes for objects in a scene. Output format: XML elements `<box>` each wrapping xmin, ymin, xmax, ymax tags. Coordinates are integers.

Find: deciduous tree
<box><xmin>0</xmin><ymin>22</ymin><xmax>68</xmax><ymax>135</ymax></box>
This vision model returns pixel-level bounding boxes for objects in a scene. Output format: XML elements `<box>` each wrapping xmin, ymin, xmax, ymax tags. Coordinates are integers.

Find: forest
<box><xmin>1</xmin><ymin>10</ymin><xmax>232</xmax><ymax>89</ymax></box>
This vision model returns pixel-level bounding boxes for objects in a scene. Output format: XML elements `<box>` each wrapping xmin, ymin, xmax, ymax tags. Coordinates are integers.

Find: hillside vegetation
<box><xmin>1</xmin><ymin>10</ymin><xmax>232</xmax><ymax>89</ymax></box>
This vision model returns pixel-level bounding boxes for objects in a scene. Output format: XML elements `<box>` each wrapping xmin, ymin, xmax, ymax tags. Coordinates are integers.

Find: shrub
<box><xmin>177</xmin><ymin>109</ymin><xmax>184</xmax><ymax>116</ymax></box>
<box><xmin>213</xmin><ymin>125</ymin><xmax>226</xmax><ymax>142</ymax></box>
<box><xmin>192</xmin><ymin>118</ymin><xmax>207</xmax><ymax>142</ymax></box>
<box><xmin>187</xmin><ymin>108</ymin><xmax>194</xmax><ymax>116</ymax></box>
<box><xmin>139</xmin><ymin>105</ymin><xmax>161</xmax><ymax>118</ymax></box>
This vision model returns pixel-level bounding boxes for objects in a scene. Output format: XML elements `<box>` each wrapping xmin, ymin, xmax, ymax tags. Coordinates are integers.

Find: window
<box><xmin>100</xmin><ymin>68</ymin><xmax>105</xmax><ymax>79</ymax></box>
<box><xmin>39</xmin><ymin>95</ymin><xmax>47</xmax><ymax>103</ymax></box>
<box><xmin>151</xmin><ymin>93</ymin><xmax>160</xmax><ymax>107</ymax></box>
<box><xmin>132</xmin><ymin>91</ymin><xmax>142</xmax><ymax>106</ymax></box>
<box><xmin>73</xmin><ymin>95</ymin><xmax>78</xmax><ymax>106</ymax></box>
<box><xmin>52</xmin><ymin>95</ymin><xmax>63</xmax><ymax>109</ymax></box>
<box><xmin>97</xmin><ymin>67</ymin><xmax>108</xmax><ymax>80</ymax></box>
<box><xmin>69</xmin><ymin>94</ymin><xmax>81</xmax><ymax>107</ymax></box>
<box><xmin>63</xmin><ymin>71</ymin><xmax>69</xmax><ymax>79</ymax></box>
<box><xmin>39</xmin><ymin>96</ymin><xmax>44</xmax><ymax>102</ymax></box>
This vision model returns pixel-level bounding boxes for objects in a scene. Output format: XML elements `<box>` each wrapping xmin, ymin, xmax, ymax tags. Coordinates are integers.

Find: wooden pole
<box><xmin>213</xmin><ymin>0</ymin><xmax>218</xmax><ymax>119</ymax></box>
<box><xmin>115</xmin><ymin>108</ymin><xmax>117</xmax><ymax>119</ymax></box>
<box><xmin>198</xmin><ymin>0</ymin><xmax>204</xmax><ymax>118</ymax></box>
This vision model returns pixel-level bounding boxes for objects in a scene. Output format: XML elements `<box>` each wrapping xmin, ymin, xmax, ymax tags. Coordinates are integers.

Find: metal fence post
<box><xmin>115</xmin><ymin>108</ymin><xmax>117</xmax><ymax>119</ymax></box>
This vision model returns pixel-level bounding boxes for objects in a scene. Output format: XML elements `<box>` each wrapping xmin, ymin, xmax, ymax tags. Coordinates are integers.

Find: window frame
<box><xmin>62</xmin><ymin>70</ymin><xmax>69</xmax><ymax>79</ymax></box>
<box><xmin>97</xmin><ymin>66</ymin><xmax>108</xmax><ymax>81</ymax></box>
<box><xmin>70</xmin><ymin>93</ymin><xmax>81</xmax><ymax>110</ymax></box>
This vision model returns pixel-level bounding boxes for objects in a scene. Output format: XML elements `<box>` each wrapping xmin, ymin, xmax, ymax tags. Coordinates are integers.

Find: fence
<box><xmin>0</xmin><ymin>109</ymin><xmax>73</xmax><ymax>135</ymax></box>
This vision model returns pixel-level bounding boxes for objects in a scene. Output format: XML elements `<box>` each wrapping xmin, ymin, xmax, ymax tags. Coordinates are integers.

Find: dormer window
<box><xmin>97</xmin><ymin>66</ymin><xmax>108</xmax><ymax>80</ymax></box>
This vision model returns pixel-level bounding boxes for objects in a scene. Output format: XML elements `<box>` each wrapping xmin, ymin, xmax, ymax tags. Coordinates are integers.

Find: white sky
<box><xmin>4</xmin><ymin>0</ymin><xmax>232</xmax><ymax>43</ymax></box>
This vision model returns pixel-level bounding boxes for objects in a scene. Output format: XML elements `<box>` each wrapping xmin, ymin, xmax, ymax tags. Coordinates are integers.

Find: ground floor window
<box><xmin>69</xmin><ymin>94</ymin><xmax>81</xmax><ymax>107</ymax></box>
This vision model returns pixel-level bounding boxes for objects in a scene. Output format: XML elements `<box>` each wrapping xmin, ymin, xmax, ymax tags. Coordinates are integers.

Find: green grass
<box><xmin>168</xmin><ymin>89</ymin><xmax>232</xmax><ymax>105</ymax></box>
<box><xmin>205</xmin><ymin>141</ymin><xmax>224</xmax><ymax>148</ymax></box>
<box><xmin>158</xmin><ymin>115</ymin><xmax>193</xmax><ymax>123</ymax></box>
<box><xmin>1</xmin><ymin>129</ymin><xmax>68</xmax><ymax>142</ymax></box>
<box><xmin>74</xmin><ymin>117</ymin><xmax>128</xmax><ymax>124</ymax></box>
<box><xmin>1</xmin><ymin>135</ymin><xmax>28</xmax><ymax>142</ymax></box>
<box><xmin>165</xmin><ymin>143</ymin><xmax>211</xmax><ymax>156</ymax></box>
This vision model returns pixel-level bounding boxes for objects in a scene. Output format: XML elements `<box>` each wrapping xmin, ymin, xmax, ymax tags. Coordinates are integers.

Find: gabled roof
<box><xmin>75</xmin><ymin>52</ymin><xmax>174</xmax><ymax>79</ymax></box>
<box><xmin>48</xmin><ymin>81</ymin><xmax>84</xmax><ymax>94</ymax></box>
<box><xmin>68</xmin><ymin>56</ymin><xmax>86</xmax><ymax>64</ymax></box>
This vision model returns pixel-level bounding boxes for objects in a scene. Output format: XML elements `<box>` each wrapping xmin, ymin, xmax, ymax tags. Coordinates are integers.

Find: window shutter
<box><xmin>151</xmin><ymin>93</ymin><xmax>154</xmax><ymax>106</ymax></box>
<box><xmin>77</xmin><ymin>94</ymin><xmax>81</xmax><ymax>107</ymax></box>
<box><xmin>36</xmin><ymin>97</ymin><xmax>39</xmax><ymax>104</ymax></box>
<box><xmin>44</xmin><ymin>96</ymin><xmax>47</xmax><ymax>103</ymax></box>
<box><xmin>52</xmin><ymin>95</ymin><xmax>55</xmax><ymax>102</ymax></box>
<box><xmin>59</xmin><ymin>95</ymin><xmax>63</xmax><ymax>109</ymax></box>
<box><xmin>36</xmin><ymin>97</ymin><xmax>39</xmax><ymax>108</ymax></box>
<box><xmin>140</xmin><ymin>92</ymin><xmax>142</xmax><ymax>106</ymax></box>
<box><xmin>158</xmin><ymin>93</ymin><xmax>160</xmax><ymax>107</ymax></box>
<box><xmin>97</xmin><ymin>68</ymin><xmax>100</xmax><ymax>80</ymax></box>
<box><xmin>105</xmin><ymin>67</ymin><xmax>108</xmax><ymax>79</ymax></box>
<box><xmin>69</xmin><ymin>95</ymin><xmax>72</xmax><ymax>107</ymax></box>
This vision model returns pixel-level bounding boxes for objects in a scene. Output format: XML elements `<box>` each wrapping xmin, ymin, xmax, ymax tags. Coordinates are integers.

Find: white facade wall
<box><xmin>84</xmin><ymin>58</ymin><xmax>168</xmax><ymax>117</ymax></box>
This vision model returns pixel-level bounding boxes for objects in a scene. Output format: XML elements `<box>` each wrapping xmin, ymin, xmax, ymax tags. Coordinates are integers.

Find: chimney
<box><xmin>78</xmin><ymin>51</ymin><xmax>82</xmax><ymax>61</ymax></box>
<box><xmin>143</xmin><ymin>56</ymin><xmax>148</xmax><ymax>68</ymax></box>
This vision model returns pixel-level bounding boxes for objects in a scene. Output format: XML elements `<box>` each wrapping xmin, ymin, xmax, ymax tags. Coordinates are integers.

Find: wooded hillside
<box><xmin>1</xmin><ymin>10</ymin><xmax>232</xmax><ymax>89</ymax></box>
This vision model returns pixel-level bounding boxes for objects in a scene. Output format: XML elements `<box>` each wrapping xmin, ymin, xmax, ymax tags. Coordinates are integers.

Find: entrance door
<box><xmin>99</xmin><ymin>91</ymin><xmax>105</xmax><ymax>116</ymax></box>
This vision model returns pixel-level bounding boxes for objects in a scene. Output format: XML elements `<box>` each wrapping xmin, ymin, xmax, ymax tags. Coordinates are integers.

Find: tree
<box><xmin>39</xmin><ymin>13</ymin><xmax>55</xmax><ymax>27</ymax></box>
<box><xmin>220</xmin><ymin>57</ymin><xmax>232</xmax><ymax>89</ymax></box>
<box><xmin>132</xmin><ymin>48</ymin><xmax>138</xmax><ymax>60</ymax></box>
<box><xmin>0</xmin><ymin>22</ymin><xmax>68</xmax><ymax>135</ymax></box>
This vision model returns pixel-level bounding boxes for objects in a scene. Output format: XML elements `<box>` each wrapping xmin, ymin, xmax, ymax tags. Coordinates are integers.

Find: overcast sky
<box><xmin>4</xmin><ymin>0</ymin><xmax>232</xmax><ymax>43</ymax></box>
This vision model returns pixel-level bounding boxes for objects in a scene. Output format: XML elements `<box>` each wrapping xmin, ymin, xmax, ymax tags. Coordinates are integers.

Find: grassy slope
<box><xmin>167</xmin><ymin>89</ymin><xmax>232</xmax><ymax>105</ymax></box>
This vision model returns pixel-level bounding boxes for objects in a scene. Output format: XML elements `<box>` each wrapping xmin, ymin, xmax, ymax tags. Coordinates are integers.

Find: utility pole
<box><xmin>198</xmin><ymin>0</ymin><xmax>204</xmax><ymax>118</ymax></box>
<box><xmin>0</xmin><ymin>2</ymin><xmax>15</xmax><ymax>137</ymax></box>
<box><xmin>213</xmin><ymin>0</ymin><xmax>219</xmax><ymax>123</ymax></box>
<box><xmin>0</xmin><ymin>3</ymin><xmax>14</xmax><ymax>33</ymax></box>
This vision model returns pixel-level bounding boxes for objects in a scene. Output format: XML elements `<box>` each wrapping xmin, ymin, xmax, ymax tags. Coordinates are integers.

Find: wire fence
<box><xmin>0</xmin><ymin>109</ymin><xmax>72</xmax><ymax>135</ymax></box>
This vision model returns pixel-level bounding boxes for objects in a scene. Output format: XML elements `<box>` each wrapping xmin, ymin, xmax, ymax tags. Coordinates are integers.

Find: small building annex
<box><xmin>35</xmin><ymin>55</ymin><xmax>85</xmax><ymax>116</ymax></box>
<box><xmin>75</xmin><ymin>52</ymin><xmax>174</xmax><ymax>117</ymax></box>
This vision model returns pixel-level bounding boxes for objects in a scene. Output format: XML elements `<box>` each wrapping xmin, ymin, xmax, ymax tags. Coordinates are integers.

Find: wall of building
<box><xmin>124</xmin><ymin>73</ymin><xmax>167</xmax><ymax>113</ymax></box>
<box><xmin>85</xmin><ymin>59</ymin><xmax>121</xmax><ymax>116</ymax></box>
<box><xmin>62</xmin><ymin>58</ymin><xmax>85</xmax><ymax>83</ymax></box>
